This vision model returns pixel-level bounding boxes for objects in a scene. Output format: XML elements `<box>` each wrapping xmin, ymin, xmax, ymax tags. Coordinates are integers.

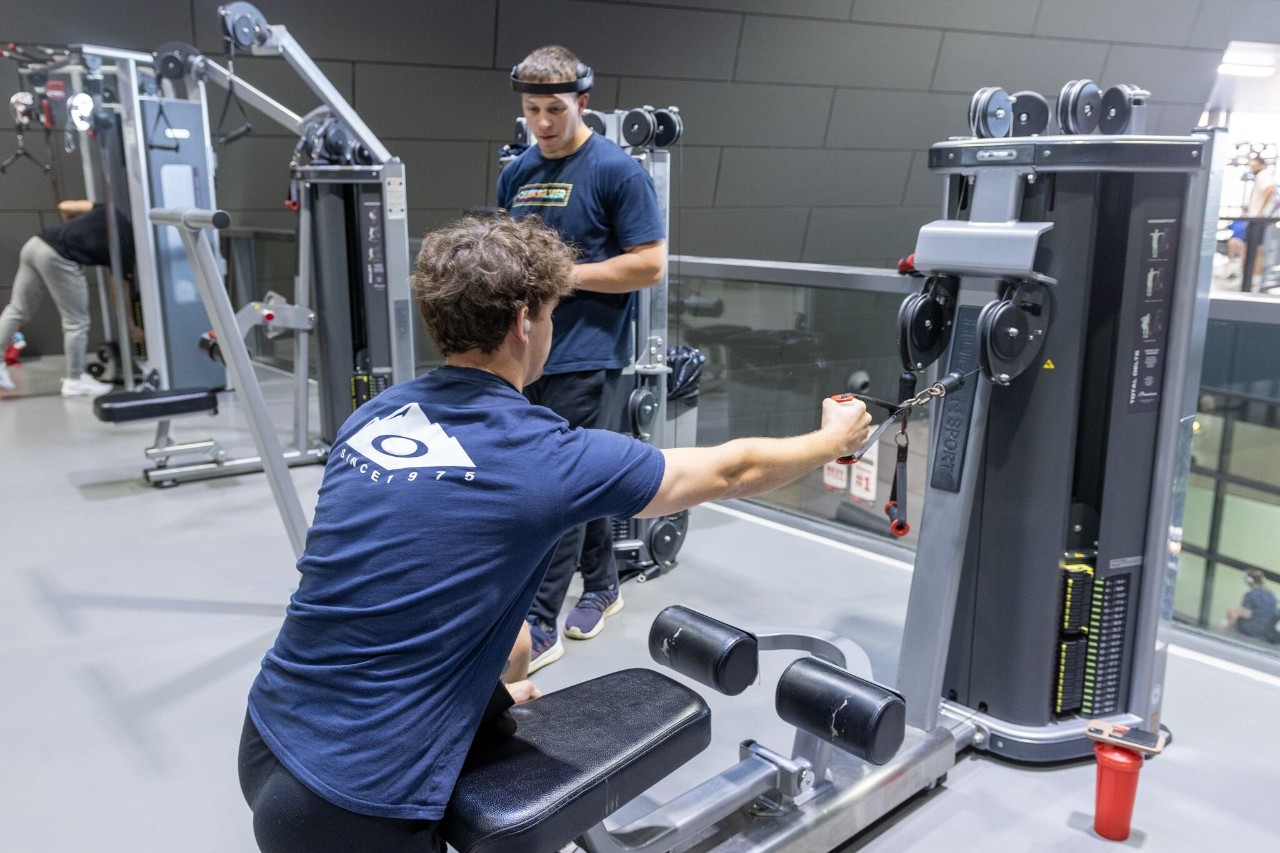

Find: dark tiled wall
<box><xmin>3</xmin><ymin>0</ymin><xmax>1277</xmax><ymax>354</ymax></box>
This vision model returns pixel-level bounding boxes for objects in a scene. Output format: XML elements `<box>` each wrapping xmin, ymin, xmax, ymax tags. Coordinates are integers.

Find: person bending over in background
<box><xmin>0</xmin><ymin>199</ymin><xmax>133</xmax><ymax>396</ymax></box>
<box><xmin>237</xmin><ymin>214</ymin><xmax>871</xmax><ymax>853</ymax></box>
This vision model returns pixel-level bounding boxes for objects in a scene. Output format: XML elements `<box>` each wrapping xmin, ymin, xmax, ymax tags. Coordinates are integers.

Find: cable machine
<box><xmin>2</xmin><ymin>41</ymin><xmax>225</xmax><ymax>392</ymax></box>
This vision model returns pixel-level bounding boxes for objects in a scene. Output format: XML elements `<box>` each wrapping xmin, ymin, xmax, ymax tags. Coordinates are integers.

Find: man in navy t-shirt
<box><xmin>237</xmin><ymin>214</ymin><xmax>871</xmax><ymax>853</ymax></box>
<box><xmin>497</xmin><ymin>45</ymin><xmax>667</xmax><ymax>670</ymax></box>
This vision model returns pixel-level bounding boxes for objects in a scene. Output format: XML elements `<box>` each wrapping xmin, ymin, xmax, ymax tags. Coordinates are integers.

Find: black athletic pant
<box><xmin>524</xmin><ymin>368</ymin><xmax>627</xmax><ymax>627</ymax></box>
<box><xmin>239</xmin><ymin>712</ymin><xmax>443</xmax><ymax>853</ymax></box>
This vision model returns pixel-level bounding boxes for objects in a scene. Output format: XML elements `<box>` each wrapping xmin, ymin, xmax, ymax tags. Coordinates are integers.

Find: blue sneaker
<box><xmin>527</xmin><ymin>619</ymin><xmax>564</xmax><ymax>674</ymax></box>
<box><xmin>564</xmin><ymin>587</ymin><xmax>624</xmax><ymax>640</ymax></box>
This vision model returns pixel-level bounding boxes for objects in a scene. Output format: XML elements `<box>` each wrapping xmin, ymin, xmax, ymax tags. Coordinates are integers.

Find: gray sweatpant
<box><xmin>0</xmin><ymin>236</ymin><xmax>93</xmax><ymax>379</ymax></box>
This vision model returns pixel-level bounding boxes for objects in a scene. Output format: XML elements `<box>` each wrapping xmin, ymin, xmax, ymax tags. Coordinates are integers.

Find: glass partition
<box><xmin>668</xmin><ymin>258</ymin><xmax>925</xmax><ymax>547</ymax></box>
<box><xmin>1180</xmin><ymin>295</ymin><xmax>1280</xmax><ymax>655</ymax></box>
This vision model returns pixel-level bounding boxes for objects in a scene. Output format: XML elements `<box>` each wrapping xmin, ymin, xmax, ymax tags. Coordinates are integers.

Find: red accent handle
<box><xmin>897</xmin><ymin>253</ymin><xmax>917</xmax><ymax>275</ymax></box>
<box><xmin>890</xmin><ymin>519</ymin><xmax>910</xmax><ymax>537</ymax></box>
<box><xmin>284</xmin><ymin>199</ymin><xmax>300</xmax><ymax>211</ymax></box>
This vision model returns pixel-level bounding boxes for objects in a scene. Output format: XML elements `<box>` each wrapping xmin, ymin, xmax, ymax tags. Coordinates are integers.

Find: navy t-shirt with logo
<box><xmin>247</xmin><ymin>366</ymin><xmax>665</xmax><ymax>820</ymax></box>
<box><xmin>497</xmin><ymin>133</ymin><xmax>665</xmax><ymax>374</ymax></box>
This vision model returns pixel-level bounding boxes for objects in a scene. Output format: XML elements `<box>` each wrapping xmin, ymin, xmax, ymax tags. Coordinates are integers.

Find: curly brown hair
<box><xmin>515</xmin><ymin>45</ymin><xmax>583</xmax><ymax>84</ymax></box>
<box><xmin>412</xmin><ymin>214</ymin><xmax>577</xmax><ymax>356</ymax></box>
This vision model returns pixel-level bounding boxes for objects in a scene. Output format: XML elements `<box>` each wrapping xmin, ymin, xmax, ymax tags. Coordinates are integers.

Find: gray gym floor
<box><xmin>2</xmin><ymin>368</ymin><xmax>1277</xmax><ymax>852</ymax></box>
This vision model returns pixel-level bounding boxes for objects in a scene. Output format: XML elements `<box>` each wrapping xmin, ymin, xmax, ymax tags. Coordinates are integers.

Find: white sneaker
<box><xmin>61</xmin><ymin>373</ymin><xmax>113</xmax><ymax>397</ymax></box>
<box><xmin>0</xmin><ymin>364</ymin><xmax>13</xmax><ymax>392</ymax></box>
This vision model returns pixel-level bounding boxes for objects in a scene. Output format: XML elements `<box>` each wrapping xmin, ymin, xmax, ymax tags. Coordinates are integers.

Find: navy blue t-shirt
<box><xmin>247</xmin><ymin>366</ymin><xmax>665</xmax><ymax>820</ymax></box>
<box><xmin>497</xmin><ymin>133</ymin><xmax>664</xmax><ymax>374</ymax></box>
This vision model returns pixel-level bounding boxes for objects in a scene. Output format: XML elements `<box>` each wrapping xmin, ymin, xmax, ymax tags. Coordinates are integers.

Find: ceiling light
<box><xmin>1218</xmin><ymin>62</ymin><xmax>1276</xmax><ymax>77</ymax></box>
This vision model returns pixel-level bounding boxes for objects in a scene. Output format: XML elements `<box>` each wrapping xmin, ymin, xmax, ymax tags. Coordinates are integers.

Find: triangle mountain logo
<box><xmin>345</xmin><ymin>403</ymin><xmax>476</xmax><ymax>470</ymax></box>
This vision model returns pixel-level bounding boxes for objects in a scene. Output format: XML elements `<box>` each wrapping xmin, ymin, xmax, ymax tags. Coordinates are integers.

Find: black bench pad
<box><xmin>93</xmin><ymin>388</ymin><xmax>218</xmax><ymax>423</ymax></box>
<box><xmin>442</xmin><ymin>668</ymin><xmax>711</xmax><ymax>853</ymax></box>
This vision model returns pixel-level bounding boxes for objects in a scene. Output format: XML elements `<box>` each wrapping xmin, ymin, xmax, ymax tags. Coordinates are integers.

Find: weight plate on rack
<box><xmin>622</xmin><ymin>107</ymin><xmax>657</xmax><ymax>147</ymax></box>
<box><xmin>969</xmin><ymin>87</ymin><xmax>1012</xmax><ymax>138</ymax></box>
<box><xmin>1010</xmin><ymin>90</ymin><xmax>1050</xmax><ymax>137</ymax></box>
<box><xmin>653</xmin><ymin>107</ymin><xmax>682</xmax><ymax>147</ymax></box>
<box><xmin>1098</xmin><ymin>84</ymin><xmax>1135</xmax><ymax>135</ymax></box>
<box><xmin>1057</xmin><ymin>79</ymin><xmax>1101</xmax><ymax>134</ymax></box>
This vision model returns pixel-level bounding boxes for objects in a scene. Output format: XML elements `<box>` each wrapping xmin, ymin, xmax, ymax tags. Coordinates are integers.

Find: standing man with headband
<box><xmin>499</xmin><ymin>45</ymin><xmax>667</xmax><ymax>671</ymax></box>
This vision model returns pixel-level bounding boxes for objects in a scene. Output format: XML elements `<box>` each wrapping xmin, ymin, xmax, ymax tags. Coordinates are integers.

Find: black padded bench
<box><xmin>93</xmin><ymin>387</ymin><xmax>218</xmax><ymax>423</ymax></box>
<box><xmin>442</xmin><ymin>668</ymin><xmax>711</xmax><ymax>853</ymax></box>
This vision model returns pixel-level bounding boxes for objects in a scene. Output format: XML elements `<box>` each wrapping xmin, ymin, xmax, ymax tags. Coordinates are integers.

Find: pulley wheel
<box><xmin>648</xmin><ymin>509</ymin><xmax>688</xmax><ymax>566</ymax></box>
<box><xmin>1010</xmin><ymin>90</ymin><xmax>1050</xmax><ymax>137</ymax></box>
<box><xmin>622</xmin><ymin>107</ymin><xmax>657</xmax><ymax>147</ymax></box>
<box><xmin>969</xmin><ymin>87</ymin><xmax>1012</xmax><ymax>139</ymax></box>
<box><xmin>896</xmin><ymin>281</ymin><xmax>953</xmax><ymax>371</ymax></box>
<box><xmin>1056</xmin><ymin>79</ymin><xmax>1101</xmax><ymax>134</ymax></box>
<box><xmin>1098</xmin><ymin>84</ymin><xmax>1136</xmax><ymax>135</ymax></box>
<box><xmin>975</xmin><ymin>283</ymin><xmax>1052</xmax><ymax>385</ymax></box>
<box><xmin>629</xmin><ymin>388</ymin><xmax>658</xmax><ymax>440</ymax></box>
<box><xmin>582</xmin><ymin>111</ymin><xmax>606</xmax><ymax>136</ymax></box>
<box><xmin>653</xmin><ymin>107</ymin><xmax>683</xmax><ymax>147</ymax></box>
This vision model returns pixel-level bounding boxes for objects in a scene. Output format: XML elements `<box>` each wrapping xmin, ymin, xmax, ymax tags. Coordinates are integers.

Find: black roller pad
<box><xmin>649</xmin><ymin>605</ymin><xmax>759</xmax><ymax>695</ymax></box>
<box><xmin>93</xmin><ymin>387</ymin><xmax>218</xmax><ymax>423</ymax></box>
<box><xmin>776</xmin><ymin>656</ymin><xmax>906</xmax><ymax>765</ymax></box>
<box><xmin>442</xmin><ymin>669</ymin><xmax>710</xmax><ymax>853</ymax></box>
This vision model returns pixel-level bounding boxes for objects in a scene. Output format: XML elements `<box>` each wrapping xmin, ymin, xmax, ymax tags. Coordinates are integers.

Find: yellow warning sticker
<box><xmin>1044</xmin><ymin>359</ymin><xmax>1056</xmax><ymax>369</ymax></box>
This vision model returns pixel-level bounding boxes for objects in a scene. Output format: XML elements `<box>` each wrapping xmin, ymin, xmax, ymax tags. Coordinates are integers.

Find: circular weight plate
<box><xmin>1010</xmin><ymin>91</ymin><xmax>1050</xmax><ymax>137</ymax></box>
<box><xmin>653</xmin><ymin>107</ymin><xmax>683</xmax><ymax>147</ymax></box>
<box><xmin>582</xmin><ymin>111</ymin><xmax>605</xmax><ymax>136</ymax></box>
<box><xmin>622</xmin><ymin>108</ymin><xmax>657</xmax><ymax>147</ymax></box>
<box><xmin>1098</xmin><ymin>84</ymin><xmax>1134</xmax><ymax>135</ymax></box>
<box><xmin>648</xmin><ymin>510</ymin><xmax>689</xmax><ymax>566</ymax></box>
<box><xmin>977</xmin><ymin>87</ymin><xmax>1013</xmax><ymax>138</ymax></box>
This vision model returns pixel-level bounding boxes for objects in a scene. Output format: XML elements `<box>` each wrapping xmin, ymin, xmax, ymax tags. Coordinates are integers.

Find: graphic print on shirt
<box><xmin>511</xmin><ymin>182</ymin><xmax>573</xmax><ymax>208</ymax></box>
<box><xmin>345</xmin><ymin>402</ymin><xmax>475</xmax><ymax>470</ymax></box>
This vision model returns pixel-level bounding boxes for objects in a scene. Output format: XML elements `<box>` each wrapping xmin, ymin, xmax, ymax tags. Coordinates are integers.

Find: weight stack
<box><xmin>1054</xmin><ymin>558</ymin><xmax>1095</xmax><ymax>715</ymax></box>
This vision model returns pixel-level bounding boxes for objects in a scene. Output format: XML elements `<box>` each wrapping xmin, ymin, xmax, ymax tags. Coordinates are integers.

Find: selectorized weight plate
<box><xmin>1099</xmin><ymin>84</ymin><xmax>1137</xmax><ymax>135</ymax></box>
<box><xmin>623</xmin><ymin>107</ymin><xmax>657</xmax><ymax>147</ymax></box>
<box><xmin>969</xmin><ymin>86</ymin><xmax>1013</xmax><ymax>138</ymax></box>
<box><xmin>1010</xmin><ymin>90</ymin><xmax>1050</xmax><ymax>137</ymax></box>
<box><xmin>975</xmin><ymin>282</ymin><xmax>1052</xmax><ymax>385</ymax></box>
<box><xmin>653</xmin><ymin>107</ymin><xmax>682</xmax><ymax>147</ymax></box>
<box><xmin>1057</xmin><ymin>79</ymin><xmax>1102</xmax><ymax>134</ymax></box>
